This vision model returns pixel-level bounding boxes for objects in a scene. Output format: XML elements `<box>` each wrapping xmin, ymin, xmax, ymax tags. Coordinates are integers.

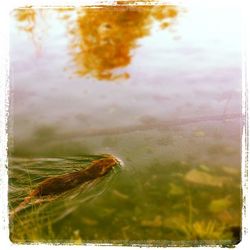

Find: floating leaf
<box><xmin>209</xmin><ymin>196</ymin><xmax>231</xmax><ymax>213</ymax></box>
<box><xmin>198</xmin><ymin>164</ymin><xmax>210</xmax><ymax>172</ymax></box>
<box><xmin>184</xmin><ymin>169</ymin><xmax>228</xmax><ymax>187</ymax></box>
<box><xmin>112</xmin><ymin>189</ymin><xmax>129</xmax><ymax>200</ymax></box>
<box><xmin>221</xmin><ymin>166</ymin><xmax>240</xmax><ymax>176</ymax></box>
<box><xmin>168</xmin><ymin>183</ymin><xmax>184</xmax><ymax>196</ymax></box>
<box><xmin>141</xmin><ymin>215</ymin><xmax>162</xmax><ymax>228</ymax></box>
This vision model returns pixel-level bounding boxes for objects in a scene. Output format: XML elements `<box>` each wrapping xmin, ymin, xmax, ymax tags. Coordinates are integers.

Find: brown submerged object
<box><xmin>30</xmin><ymin>155</ymin><xmax>119</xmax><ymax>197</ymax></box>
<box><xmin>10</xmin><ymin>154</ymin><xmax>121</xmax><ymax>218</ymax></box>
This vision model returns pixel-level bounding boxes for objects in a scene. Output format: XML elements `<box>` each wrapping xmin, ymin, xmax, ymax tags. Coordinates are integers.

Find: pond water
<box><xmin>9</xmin><ymin>2</ymin><xmax>242</xmax><ymax>246</ymax></box>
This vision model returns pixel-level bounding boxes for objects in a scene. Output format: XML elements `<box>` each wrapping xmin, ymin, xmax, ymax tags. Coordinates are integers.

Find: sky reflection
<box><xmin>10</xmin><ymin>2</ymin><xmax>241</xmax><ymax>165</ymax></box>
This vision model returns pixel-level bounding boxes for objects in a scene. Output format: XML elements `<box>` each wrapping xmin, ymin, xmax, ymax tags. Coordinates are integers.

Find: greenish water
<box><xmin>9</xmin><ymin>155</ymin><xmax>241</xmax><ymax>245</ymax></box>
<box><xmin>9</xmin><ymin>3</ymin><xmax>242</xmax><ymax>246</ymax></box>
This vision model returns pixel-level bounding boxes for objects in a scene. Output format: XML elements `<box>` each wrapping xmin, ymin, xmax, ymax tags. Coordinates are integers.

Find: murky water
<box><xmin>9</xmin><ymin>2</ymin><xmax>242</xmax><ymax>246</ymax></box>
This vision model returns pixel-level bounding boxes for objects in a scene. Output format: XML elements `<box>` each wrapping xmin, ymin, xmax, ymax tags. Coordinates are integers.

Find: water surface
<box><xmin>9</xmin><ymin>2</ymin><xmax>242</xmax><ymax>245</ymax></box>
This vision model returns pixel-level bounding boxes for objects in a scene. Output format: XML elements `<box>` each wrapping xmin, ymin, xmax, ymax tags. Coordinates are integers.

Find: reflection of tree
<box><xmin>13</xmin><ymin>4</ymin><xmax>178</xmax><ymax>81</ymax></box>
<box><xmin>14</xmin><ymin>8</ymin><xmax>45</xmax><ymax>53</ymax></box>
<box><xmin>14</xmin><ymin>8</ymin><xmax>37</xmax><ymax>33</ymax></box>
<box><xmin>70</xmin><ymin>5</ymin><xmax>178</xmax><ymax>80</ymax></box>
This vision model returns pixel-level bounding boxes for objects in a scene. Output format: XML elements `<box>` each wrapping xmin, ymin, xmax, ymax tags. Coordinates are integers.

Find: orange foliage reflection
<box><xmin>14</xmin><ymin>8</ymin><xmax>46</xmax><ymax>53</ymax></box>
<box><xmin>69</xmin><ymin>5</ymin><xmax>178</xmax><ymax>80</ymax></box>
<box><xmin>14</xmin><ymin>3</ymin><xmax>178</xmax><ymax>81</ymax></box>
<box><xmin>14</xmin><ymin>8</ymin><xmax>37</xmax><ymax>33</ymax></box>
